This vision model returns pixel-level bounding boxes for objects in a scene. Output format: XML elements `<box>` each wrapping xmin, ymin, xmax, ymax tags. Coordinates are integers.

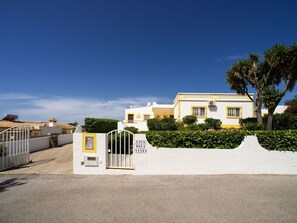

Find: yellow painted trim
<box><xmin>82</xmin><ymin>133</ymin><xmax>97</xmax><ymax>153</ymax></box>
<box><xmin>226</xmin><ymin>106</ymin><xmax>242</xmax><ymax>119</ymax></box>
<box><xmin>191</xmin><ymin>106</ymin><xmax>208</xmax><ymax>118</ymax></box>
<box><xmin>221</xmin><ymin>124</ymin><xmax>241</xmax><ymax>129</ymax></box>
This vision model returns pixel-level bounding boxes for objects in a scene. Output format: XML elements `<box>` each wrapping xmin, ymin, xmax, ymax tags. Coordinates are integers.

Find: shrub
<box><xmin>255</xmin><ymin>130</ymin><xmax>297</xmax><ymax>151</ymax></box>
<box><xmin>240</xmin><ymin>114</ymin><xmax>297</xmax><ymax>130</ymax></box>
<box><xmin>124</xmin><ymin>126</ymin><xmax>138</xmax><ymax>134</ymax></box>
<box><xmin>147</xmin><ymin>118</ymin><xmax>178</xmax><ymax>131</ymax></box>
<box><xmin>242</xmin><ymin>122</ymin><xmax>265</xmax><ymax>130</ymax></box>
<box><xmin>204</xmin><ymin>118</ymin><xmax>222</xmax><ymax>130</ymax></box>
<box><xmin>272</xmin><ymin>113</ymin><xmax>297</xmax><ymax>130</ymax></box>
<box><xmin>84</xmin><ymin>118</ymin><xmax>118</xmax><ymax>133</ymax></box>
<box><xmin>182</xmin><ymin>115</ymin><xmax>197</xmax><ymax>125</ymax></box>
<box><xmin>145</xmin><ymin>131</ymin><xmax>245</xmax><ymax>149</ymax></box>
<box><xmin>239</xmin><ymin>117</ymin><xmax>257</xmax><ymax>126</ymax></box>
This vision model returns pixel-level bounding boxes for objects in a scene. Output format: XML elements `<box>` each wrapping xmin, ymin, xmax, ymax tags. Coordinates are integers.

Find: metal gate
<box><xmin>107</xmin><ymin>130</ymin><xmax>134</xmax><ymax>169</ymax></box>
<box><xmin>0</xmin><ymin>125</ymin><xmax>30</xmax><ymax>171</ymax></box>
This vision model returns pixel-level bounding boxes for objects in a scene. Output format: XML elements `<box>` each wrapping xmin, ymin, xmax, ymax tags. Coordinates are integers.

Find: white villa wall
<box><xmin>176</xmin><ymin>100</ymin><xmax>253</xmax><ymax>127</ymax></box>
<box><xmin>58</xmin><ymin>134</ymin><xmax>73</xmax><ymax>145</ymax></box>
<box><xmin>29</xmin><ymin>134</ymin><xmax>73</xmax><ymax>153</ymax></box>
<box><xmin>73</xmin><ymin>133</ymin><xmax>297</xmax><ymax>175</ymax></box>
<box><xmin>29</xmin><ymin>136</ymin><xmax>51</xmax><ymax>152</ymax></box>
<box><xmin>118</xmin><ymin>121</ymin><xmax>148</xmax><ymax>131</ymax></box>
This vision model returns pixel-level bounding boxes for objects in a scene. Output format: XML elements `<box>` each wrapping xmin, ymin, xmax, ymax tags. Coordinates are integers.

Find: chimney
<box><xmin>48</xmin><ymin>118</ymin><xmax>57</xmax><ymax>127</ymax></box>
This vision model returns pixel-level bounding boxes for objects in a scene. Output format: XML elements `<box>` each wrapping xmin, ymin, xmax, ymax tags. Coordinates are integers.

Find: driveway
<box><xmin>0</xmin><ymin>144</ymin><xmax>73</xmax><ymax>174</ymax></box>
<box><xmin>0</xmin><ymin>174</ymin><xmax>297</xmax><ymax>223</ymax></box>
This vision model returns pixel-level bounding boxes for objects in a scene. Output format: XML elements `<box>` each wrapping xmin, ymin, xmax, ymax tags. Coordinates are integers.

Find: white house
<box><xmin>118</xmin><ymin>92</ymin><xmax>255</xmax><ymax>131</ymax></box>
<box><xmin>261</xmin><ymin>105</ymin><xmax>287</xmax><ymax>116</ymax></box>
<box><xmin>117</xmin><ymin>102</ymin><xmax>174</xmax><ymax>131</ymax></box>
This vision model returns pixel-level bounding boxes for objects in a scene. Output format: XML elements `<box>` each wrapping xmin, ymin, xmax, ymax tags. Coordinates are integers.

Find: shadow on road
<box><xmin>0</xmin><ymin>178</ymin><xmax>27</xmax><ymax>193</ymax></box>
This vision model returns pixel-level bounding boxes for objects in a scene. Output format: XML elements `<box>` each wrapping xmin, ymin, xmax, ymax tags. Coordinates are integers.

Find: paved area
<box><xmin>0</xmin><ymin>144</ymin><xmax>73</xmax><ymax>174</ymax></box>
<box><xmin>1</xmin><ymin>174</ymin><xmax>297</xmax><ymax>223</ymax></box>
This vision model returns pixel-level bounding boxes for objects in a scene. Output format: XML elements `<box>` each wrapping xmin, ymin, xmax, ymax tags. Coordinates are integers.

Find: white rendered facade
<box><xmin>118</xmin><ymin>93</ymin><xmax>255</xmax><ymax>130</ymax></box>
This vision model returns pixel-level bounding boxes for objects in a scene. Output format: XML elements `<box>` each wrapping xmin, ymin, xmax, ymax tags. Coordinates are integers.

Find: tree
<box><xmin>285</xmin><ymin>95</ymin><xmax>297</xmax><ymax>115</ymax></box>
<box><xmin>262</xmin><ymin>44</ymin><xmax>297</xmax><ymax>130</ymax></box>
<box><xmin>226</xmin><ymin>54</ymin><xmax>268</xmax><ymax>123</ymax></box>
<box><xmin>68</xmin><ymin>121</ymin><xmax>78</xmax><ymax>127</ymax></box>
<box><xmin>226</xmin><ymin>44</ymin><xmax>297</xmax><ymax>130</ymax></box>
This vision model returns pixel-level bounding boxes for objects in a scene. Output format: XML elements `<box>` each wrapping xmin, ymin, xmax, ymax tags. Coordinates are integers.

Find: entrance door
<box><xmin>106</xmin><ymin>130</ymin><xmax>134</xmax><ymax>169</ymax></box>
<box><xmin>128</xmin><ymin>114</ymin><xmax>134</xmax><ymax>123</ymax></box>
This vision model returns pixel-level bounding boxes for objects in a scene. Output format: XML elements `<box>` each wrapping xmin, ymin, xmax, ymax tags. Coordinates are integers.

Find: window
<box><xmin>227</xmin><ymin>107</ymin><xmax>241</xmax><ymax>118</ymax></box>
<box><xmin>192</xmin><ymin>107</ymin><xmax>206</xmax><ymax>117</ymax></box>
<box><xmin>144</xmin><ymin>115</ymin><xmax>150</xmax><ymax>120</ymax></box>
<box><xmin>170</xmin><ymin>115</ymin><xmax>174</xmax><ymax>118</ymax></box>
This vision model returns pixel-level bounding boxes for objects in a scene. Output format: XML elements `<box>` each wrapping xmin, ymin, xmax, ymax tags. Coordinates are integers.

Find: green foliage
<box><xmin>285</xmin><ymin>95</ymin><xmax>297</xmax><ymax>115</ymax></box>
<box><xmin>182</xmin><ymin>115</ymin><xmax>197</xmax><ymax>125</ymax></box>
<box><xmin>84</xmin><ymin>118</ymin><xmax>118</xmax><ymax>133</ymax></box>
<box><xmin>240</xmin><ymin>113</ymin><xmax>297</xmax><ymax>130</ymax></box>
<box><xmin>124</xmin><ymin>126</ymin><xmax>138</xmax><ymax>134</ymax></box>
<box><xmin>145</xmin><ymin>131</ymin><xmax>245</xmax><ymax>149</ymax></box>
<box><xmin>204</xmin><ymin>118</ymin><xmax>222</xmax><ymax>130</ymax></box>
<box><xmin>272</xmin><ymin>113</ymin><xmax>297</xmax><ymax>130</ymax></box>
<box><xmin>255</xmin><ymin>130</ymin><xmax>297</xmax><ymax>151</ymax></box>
<box><xmin>242</xmin><ymin>122</ymin><xmax>265</xmax><ymax>130</ymax></box>
<box><xmin>147</xmin><ymin>118</ymin><xmax>178</xmax><ymax>131</ymax></box>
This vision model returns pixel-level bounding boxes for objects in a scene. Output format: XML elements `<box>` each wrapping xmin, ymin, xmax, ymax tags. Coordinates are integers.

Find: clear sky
<box><xmin>0</xmin><ymin>0</ymin><xmax>297</xmax><ymax>123</ymax></box>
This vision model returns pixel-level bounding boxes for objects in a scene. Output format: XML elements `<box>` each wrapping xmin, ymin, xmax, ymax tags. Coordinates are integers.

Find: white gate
<box><xmin>107</xmin><ymin>130</ymin><xmax>134</xmax><ymax>169</ymax></box>
<box><xmin>0</xmin><ymin>125</ymin><xmax>30</xmax><ymax>171</ymax></box>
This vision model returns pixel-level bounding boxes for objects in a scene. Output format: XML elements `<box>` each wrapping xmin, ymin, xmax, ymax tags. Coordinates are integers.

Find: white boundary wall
<box><xmin>73</xmin><ymin>133</ymin><xmax>297</xmax><ymax>175</ymax></box>
<box><xmin>29</xmin><ymin>134</ymin><xmax>73</xmax><ymax>153</ymax></box>
<box><xmin>58</xmin><ymin>134</ymin><xmax>73</xmax><ymax>145</ymax></box>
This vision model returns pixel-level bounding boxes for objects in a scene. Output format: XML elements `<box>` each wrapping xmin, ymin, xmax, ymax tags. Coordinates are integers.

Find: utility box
<box><xmin>84</xmin><ymin>156</ymin><xmax>99</xmax><ymax>167</ymax></box>
<box><xmin>82</xmin><ymin>133</ymin><xmax>97</xmax><ymax>153</ymax></box>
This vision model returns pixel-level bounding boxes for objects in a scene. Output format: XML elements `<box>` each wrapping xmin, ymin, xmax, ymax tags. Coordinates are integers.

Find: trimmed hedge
<box><xmin>145</xmin><ymin>131</ymin><xmax>246</xmax><ymax>149</ymax></box>
<box><xmin>85</xmin><ymin>118</ymin><xmax>118</xmax><ymax>133</ymax></box>
<box><xmin>254</xmin><ymin>130</ymin><xmax>297</xmax><ymax>151</ymax></box>
<box><xmin>147</xmin><ymin>118</ymin><xmax>178</xmax><ymax>131</ymax></box>
<box><xmin>145</xmin><ymin>130</ymin><xmax>297</xmax><ymax>151</ymax></box>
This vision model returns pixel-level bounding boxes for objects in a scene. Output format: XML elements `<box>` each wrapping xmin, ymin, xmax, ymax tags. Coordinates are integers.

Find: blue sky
<box><xmin>0</xmin><ymin>0</ymin><xmax>297</xmax><ymax>123</ymax></box>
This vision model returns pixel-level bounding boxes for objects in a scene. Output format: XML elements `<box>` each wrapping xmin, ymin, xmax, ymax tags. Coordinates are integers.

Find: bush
<box><xmin>204</xmin><ymin>118</ymin><xmax>222</xmax><ymax>130</ymax></box>
<box><xmin>255</xmin><ymin>130</ymin><xmax>297</xmax><ymax>151</ymax></box>
<box><xmin>147</xmin><ymin>118</ymin><xmax>178</xmax><ymax>131</ymax></box>
<box><xmin>124</xmin><ymin>126</ymin><xmax>138</xmax><ymax>134</ymax></box>
<box><xmin>145</xmin><ymin>131</ymin><xmax>245</xmax><ymax>149</ymax></box>
<box><xmin>84</xmin><ymin>118</ymin><xmax>118</xmax><ymax>133</ymax></box>
<box><xmin>240</xmin><ymin>114</ymin><xmax>297</xmax><ymax>130</ymax></box>
<box><xmin>182</xmin><ymin>115</ymin><xmax>197</xmax><ymax>125</ymax></box>
<box><xmin>242</xmin><ymin>122</ymin><xmax>265</xmax><ymax>130</ymax></box>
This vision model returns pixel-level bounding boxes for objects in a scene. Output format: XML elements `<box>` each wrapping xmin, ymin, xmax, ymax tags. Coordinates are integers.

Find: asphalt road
<box><xmin>1</xmin><ymin>174</ymin><xmax>297</xmax><ymax>223</ymax></box>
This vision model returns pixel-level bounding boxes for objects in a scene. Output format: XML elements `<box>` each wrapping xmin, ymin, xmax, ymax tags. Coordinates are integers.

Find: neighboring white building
<box><xmin>118</xmin><ymin>102</ymin><xmax>174</xmax><ymax>131</ymax></box>
<box><xmin>261</xmin><ymin>105</ymin><xmax>287</xmax><ymax>116</ymax></box>
<box><xmin>118</xmin><ymin>92</ymin><xmax>255</xmax><ymax>131</ymax></box>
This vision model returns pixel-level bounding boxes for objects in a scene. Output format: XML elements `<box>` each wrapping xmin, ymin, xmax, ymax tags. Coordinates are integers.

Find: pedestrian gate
<box><xmin>0</xmin><ymin>125</ymin><xmax>30</xmax><ymax>171</ymax></box>
<box><xmin>107</xmin><ymin>130</ymin><xmax>134</xmax><ymax>169</ymax></box>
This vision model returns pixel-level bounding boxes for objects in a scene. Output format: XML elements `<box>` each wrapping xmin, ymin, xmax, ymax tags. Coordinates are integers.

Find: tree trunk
<box><xmin>266</xmin><ymin>110</ymin><xmax>274</xmax><ymax>130</ymax></box>
<box><xmin>255</xmin><ymin>90</ymin><xmax>263</xmax><ymax>123</ymax></box>
<box><xmin>255</xmin><ymin>100</ymin><xmax>263</xmax><ymax>123</ymax></box>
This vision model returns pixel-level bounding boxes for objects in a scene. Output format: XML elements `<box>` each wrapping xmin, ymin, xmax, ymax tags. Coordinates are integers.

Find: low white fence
<box><xmin>29</xmin><ymin>134</ymin><xmax>73</xmax><ymax>153</ymax></box>
<box><xmin>73</xmin><ymin>133</ymin><xmax>297</xmax><ymax>175</ymax></box>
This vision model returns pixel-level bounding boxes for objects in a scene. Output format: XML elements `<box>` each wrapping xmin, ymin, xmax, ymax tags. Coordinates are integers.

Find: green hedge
<box><xmin>85</xmin><ymin>118</ymin><xmax>118</xmax><ymax>133</ymax></box>
<box><xmin>254</xmin><ymin>130</ymin><xmax>297</xmax><ymax>151</ymax></box>
<box><xmin>145</xmin><ymin>130</ymin><xmax>297</xmax><ymax>151</ymax></box>
<box><xmin>147</xmin><ymin>118</ymin><xmax>178</xmax><ymax>131</ymax></box>
<box><xmin>145</xmin><ymin>131</ymin><xmax>246</xmax><ymax>149</ymax></box>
